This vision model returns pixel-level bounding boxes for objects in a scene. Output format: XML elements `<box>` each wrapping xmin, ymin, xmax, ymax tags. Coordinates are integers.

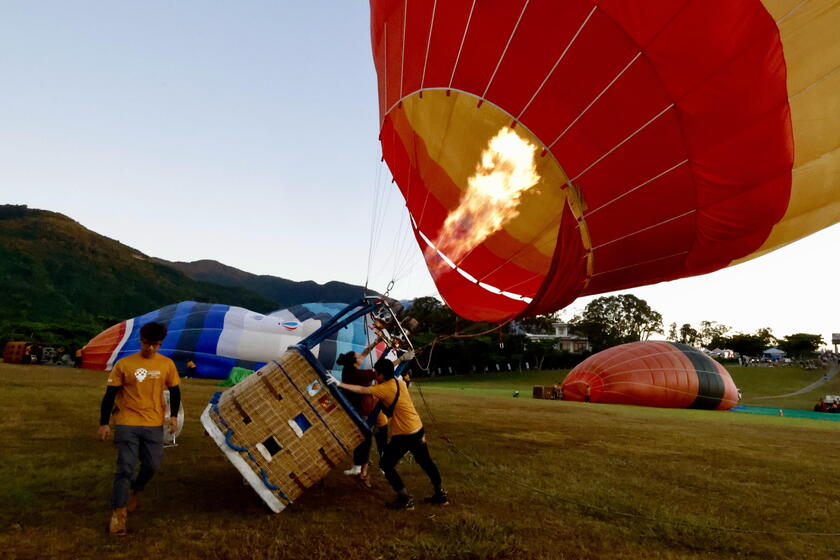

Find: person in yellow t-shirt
<box><xmin>97</xmin><ymin>322</ymin><xmax>180</xmax><ymax>535</ymax></box>
<box><xmin>331</xmin><ymin>355</ymin><xmax>447</xmax><ymax>510</ymax></box>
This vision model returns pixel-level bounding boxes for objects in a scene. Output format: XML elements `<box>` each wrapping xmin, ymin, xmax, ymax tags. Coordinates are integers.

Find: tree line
<box><xmin>402</xmin><ymin>294</ymin><xmax>826</xmax><ymax>376</ymax></box>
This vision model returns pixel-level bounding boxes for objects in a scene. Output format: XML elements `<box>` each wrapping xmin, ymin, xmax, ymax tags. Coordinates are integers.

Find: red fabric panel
<box><xmin>595</xmin><ymin>0</ymin><xmax>690</xmax><ymax>47</ymax></box>
<box><xmin>518</xmin><ymin>7</ymin><xmax>638</xmax><ymax>146</ymax></box>
<box><xmin>82</xmin><ymin>321</ymin><xmax>126</xmax><ymax>371</ymax></box>
<box><xmin>522</xmin><ymin>204</ymin><xmax>587</xmax><ymax>316</ymax></box>
<box><xmin>584</xmin><ymin>162</ymin><xmax>695</xmax><ymax>248</ymax></box>
<box><xmin>591</xmin><ymin>212</ymin><xmax>695</xmax><ymax>277</ymax></box>
<box><xmin>381</xmin><ymin>0</ymin><xmax>406</xmax><ymax>110</ymax></box>
<box><xmin>399</xmin><ymin>0</ymin><xmax>435</xmax><ymax>97</ymax></box>
<box><xmin>683</xmin><ymin>172</ymin><xmax>791</xmax><ymax>274</ymax></box>
<box><xmin>643</xmin><ymin>0</ymin><xmax>778</xmax><ymax>100</ymax></box>
<box><xmin>583</xmin><ymin>252</ymin><xmax>686</xmax><ymax>296</ymax></box>
<box><xmin>415</xmin><ymin>0</ymin><xmax>473</xmax><ymax>88</ymax></box>
<box><xmin>484</xmin><ymin>0</ymin><xmax>596</xmax><ymax>119</ymax></box>
<box><xmin>448</xmin><ymin>0</ymin><xmax>530</xmax><ymax>98</ymax></box>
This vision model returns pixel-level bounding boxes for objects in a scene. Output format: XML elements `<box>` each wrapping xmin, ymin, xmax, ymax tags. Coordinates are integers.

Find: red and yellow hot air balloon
<box><xmin>562</xmin><ymin>341</ymin><xmax>739</xmax><ymax>409</ymax></box>
<box><xmin>371</xmin><ymin>0</ymin><xmax>840</xmax><ymax>321</ymax></box>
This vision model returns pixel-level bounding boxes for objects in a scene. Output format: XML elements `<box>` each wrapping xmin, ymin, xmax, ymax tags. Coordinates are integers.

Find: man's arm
<box><xmin>168</xmin><ymin>385</ymin><xmax>181</xmax><ymax>417</ymax></box>
<box><xmin>98</xmin><ymin>385</ymin><xmax>120</xmax><ymax>440</ymax></box>
<box><xmin>337</xmin><ymin>381</ymin><xmax>374</xmax><ymax>394</ymax></box>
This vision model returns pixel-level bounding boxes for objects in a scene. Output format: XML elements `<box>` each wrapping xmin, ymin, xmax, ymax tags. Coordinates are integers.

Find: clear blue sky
<box><xmin>2</xmin><ymin>2</ymin><xmax>838</xmax><ymax>347</ymax></box>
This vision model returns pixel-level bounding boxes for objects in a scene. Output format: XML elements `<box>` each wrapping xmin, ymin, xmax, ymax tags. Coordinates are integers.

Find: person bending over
<box><xmin>336</xmin><ymin>338</ymin><xmax>389</xmax><ymax>485</ymax></box>
<box><xmin>330</xmin><ymin>355</ymin><xmax>447</xmax><ymax>510</ymax></box>
<box><xmin>97</xmin><ymin>321</ymin><xmax>180</xmax><ymax>535</ymax></box>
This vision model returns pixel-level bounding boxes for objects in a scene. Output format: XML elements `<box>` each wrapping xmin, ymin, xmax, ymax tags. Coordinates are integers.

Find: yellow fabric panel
<box><xmin>773</xmin><ymin>0</ymin><xmax>840</xmax><ymax>96</ymax></box>
<box><xmin>789</xmin><ymin>61</ymin><xmax>840</xmax><ymax>166</ymax></box>
<box><xmin>400</xmin><ymin>89</ymin><xmax>571</xmax><ymax>258</ymax></box>
<box><xmin>736</xmin><ymin>0</ymin><xmax>840</xmax><ymax>264</ymax></box>
<box><xmin>761</xmin><ymin>0</ymin><xmax>815</xmax><ymax>24</ymax></box>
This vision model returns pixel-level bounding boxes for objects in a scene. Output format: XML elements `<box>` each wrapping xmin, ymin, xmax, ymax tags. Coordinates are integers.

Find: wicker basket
<box><xmin>200</xmin><ymin>347</ymin><xmax>366</xmax><ymax>512</ymax></box>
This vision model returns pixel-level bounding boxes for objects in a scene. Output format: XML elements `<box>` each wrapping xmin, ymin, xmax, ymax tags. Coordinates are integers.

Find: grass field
<box><xmin>418</xmin><ymin>364</ymin><xmax>840</xmax><ymax>410</ymax></box>
<box><xmin>1</xmin><ymin>363</ymin><xmax>839</xmax><ymax>559</ymax></box>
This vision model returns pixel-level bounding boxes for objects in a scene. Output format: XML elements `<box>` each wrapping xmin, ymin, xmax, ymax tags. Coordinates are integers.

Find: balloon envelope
<box><xmin>562</xmin><ymin>341</ymin><xmax>739</xmax><ymax>410</ymax></box>
<box><xmin>82</xmin><ymin>301</ymin><xmax>377</xmax><ymax>379</ymax></box>
<box><xmin>371</xmin><ymin>0</ymin><xmax>840</xmax><ymax>321</ymax></box>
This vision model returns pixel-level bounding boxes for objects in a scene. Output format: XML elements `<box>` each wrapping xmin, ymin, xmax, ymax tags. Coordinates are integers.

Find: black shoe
<box><xmin>385</xmin><ymin>494</ymin><xmax>414</xmax><ymax>510</ymax></box>
<box><xmin>424</xmin><ymin>489</ymin><xmax>449</xmax><ymax>505</ymax></box>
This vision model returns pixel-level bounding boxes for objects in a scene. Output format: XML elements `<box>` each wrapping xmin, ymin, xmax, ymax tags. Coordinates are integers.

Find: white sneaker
<box><xmin>343</xmin><ymin>466</ymin><xmax>361</xmax><ymax>476</ymax></box>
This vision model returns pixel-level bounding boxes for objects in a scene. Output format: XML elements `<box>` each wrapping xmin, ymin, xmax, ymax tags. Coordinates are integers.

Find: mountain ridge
<box><xmin>0</xmin><ymin>204</ymin><xmax>373</xmax><ymax>346</ymax></box>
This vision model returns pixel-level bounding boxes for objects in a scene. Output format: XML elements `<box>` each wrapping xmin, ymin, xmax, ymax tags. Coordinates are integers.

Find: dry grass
<box><xmin>1</xmin><ymin>363</ymin><xmax>839</xmax><ymax>559</ymax></box>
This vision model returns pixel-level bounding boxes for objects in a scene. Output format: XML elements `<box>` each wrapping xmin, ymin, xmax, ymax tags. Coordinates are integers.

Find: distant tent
<box><xmin>763</xmin><ymin>348</ymin><xmax>786</xmax><ymax>360</ymax></box>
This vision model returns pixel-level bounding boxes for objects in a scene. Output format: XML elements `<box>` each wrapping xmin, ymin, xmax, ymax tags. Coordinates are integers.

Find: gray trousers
<box><xmin>111</xmin><ymin>425</ymin><xmax>164</xmax><ymax>509</ymax></box>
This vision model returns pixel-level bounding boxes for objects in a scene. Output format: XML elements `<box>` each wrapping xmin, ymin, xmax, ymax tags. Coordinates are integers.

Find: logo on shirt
<box><xmin>134</xmin><ymin>368</ymin><xmax>148</xmax><ymax>382</ymax></box>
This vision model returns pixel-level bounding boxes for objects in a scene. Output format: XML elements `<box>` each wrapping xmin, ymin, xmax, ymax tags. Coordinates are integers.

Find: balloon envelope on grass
<box><xmin>562</xmin><ymin>341</ymin><xmax>739</xmax><ymax>410</ymax></box>
<box><xmin>82</xmin><ymin>301</ymin><xmax>379</xmax><ymax>379</ymax></box>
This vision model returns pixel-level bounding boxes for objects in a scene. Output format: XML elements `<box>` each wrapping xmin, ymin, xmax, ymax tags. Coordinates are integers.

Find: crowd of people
<box><xmin>813</xmin><ymin>397</ymin><xmax>840</xmax><ymax>413</ymax></box>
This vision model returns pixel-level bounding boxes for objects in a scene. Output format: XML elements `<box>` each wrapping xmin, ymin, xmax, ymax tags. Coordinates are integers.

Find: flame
<box><xmin>427</xmin><ymin>127</ymin><xmax>541</xmax><ymax>275</ymax></box>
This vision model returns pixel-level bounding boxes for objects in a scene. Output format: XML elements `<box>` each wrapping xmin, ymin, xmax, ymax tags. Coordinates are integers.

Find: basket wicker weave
<box><xmin>201</xmin><ymin>346</ymin><xmax>366</xmax><ymax>512</ymax></box>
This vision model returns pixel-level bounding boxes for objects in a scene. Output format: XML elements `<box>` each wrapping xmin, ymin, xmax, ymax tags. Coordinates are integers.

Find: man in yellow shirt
<box><xmin>330</xmin><ymin>355</ymin><xmax>447</xmax><ymax>510</ymax></box>
<box><xmin>97</xmin><ymin>322</ymin><xmax>180</xmax><ymax>535</ymax></box>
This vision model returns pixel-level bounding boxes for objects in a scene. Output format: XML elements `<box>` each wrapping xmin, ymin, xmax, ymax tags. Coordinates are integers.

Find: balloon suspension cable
<box><xmin>414</xmin><ymin>318</ymin><xmax>514</xmax><ymax>374</ymax></box>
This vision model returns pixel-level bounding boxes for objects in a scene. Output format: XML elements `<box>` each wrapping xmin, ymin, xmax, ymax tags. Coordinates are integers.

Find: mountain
<box><xmin>0</xmin><ymin>204</ymin><xmax>376</xmax><ymax>349</ymax></box>
<box><xmin>157</xmin><ymin>259</ymin><xmax>371</xmax><ymax>309</ymax></box>
<box><xmin>0</xmin><ymin>205</ymin><xmax>272</xmax><ymax>343</ymax></box>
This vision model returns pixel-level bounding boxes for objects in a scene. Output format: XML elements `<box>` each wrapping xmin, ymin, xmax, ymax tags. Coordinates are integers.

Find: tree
<box><xmin>777</xmin><ymin>333</ymin><xmax>824</xmax><ymax>358</ymax></box>
<box><xmin>724</xmin><ymin>328</ymin><xmax>776</xmax><ymax>358</ymax></box>
<box><xmin>517</xmin><ymin>312</ymin><xmax>560</xmax><ymax>335</ymax></box>
<box><xmin>570</xmin><ymin>294</ymin><xmax>663</xmax><ymax>351</ymax></box>
<box><xmin>678</xmin><ymin>323</ymin><xmax>699</xmax><ymax>346</ymax></box>
<box><xmin>406</xmin><ymin>296</ymin><xmax>457</xmax><ymax>335</ymax></box>
<box><xmin>667</xmin><ymin>322</ymin><xmax>678</xmax><ymax>342</ymax></box>
<box><xmin>698</xmin><ymin>321</ymin><xmax>731</xmax><ymax>348</ymax></box>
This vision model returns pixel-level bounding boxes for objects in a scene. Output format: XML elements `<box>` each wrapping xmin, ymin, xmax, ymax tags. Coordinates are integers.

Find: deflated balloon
<box><xmin>371</xmin><ymin>0</ymin><xmax>840</xmax><ymax>321</ymax></box>
<box><xmin>82</xmin><ymin>301</ymin><xmax>378</xmax><ymax>379</ymax></box>
<box><xmin>562</xmin><ymin>341</ymin><xmax>739</xmax><ymax>410</ymax></box>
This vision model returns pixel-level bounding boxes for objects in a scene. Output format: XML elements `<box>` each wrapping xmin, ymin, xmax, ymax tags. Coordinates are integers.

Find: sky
<box><xmin>2</xmin><ymin>2</ymin><xmax>838</xmax><ymax>348</ymax></box>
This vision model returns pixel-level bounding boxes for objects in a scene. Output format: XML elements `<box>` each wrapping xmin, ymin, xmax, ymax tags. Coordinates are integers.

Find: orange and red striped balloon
<box><xmin>371</xmin><ymin>0</ymin><xmax>840</xmax><ymax>321</ymax></box>
<box><xmin>562</xmin><ymin>341</ymin><xmax>740</xmax><ymax>409</ymax></box>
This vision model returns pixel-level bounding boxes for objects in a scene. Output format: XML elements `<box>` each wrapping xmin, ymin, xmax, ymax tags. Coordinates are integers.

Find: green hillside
<box><xmin>0</xmin><ymin>204</ymin><xmax>277</xmax><ymax>346</ymax></box>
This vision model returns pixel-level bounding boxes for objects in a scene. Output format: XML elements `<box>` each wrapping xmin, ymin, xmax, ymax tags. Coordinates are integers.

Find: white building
<box><xmin>524</xmin><ymin>322</ymin><xmax>591</xmax><ymax>354</ymax></box>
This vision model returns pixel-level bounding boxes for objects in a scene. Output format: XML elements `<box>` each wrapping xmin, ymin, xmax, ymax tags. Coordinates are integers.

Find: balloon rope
<box><xmin>414</xmin><ymin>319</ymin><xmax>513</xmax><ymax>374</ymax></box>
<box><xmin>448</xmin><ymin>0</ymin><xmax>477</xmax><ymax>89</ymax></box>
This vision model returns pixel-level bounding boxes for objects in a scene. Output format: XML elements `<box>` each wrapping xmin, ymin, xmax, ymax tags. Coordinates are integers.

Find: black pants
<box><xmin>380</xmin><ymin>428</ymin><xmax>441</xmax><ymax>493</ymax></box>
<box><xmin>353</xmin><ymin>424</ymin><xmax>389</xmax><ymax>466</ymax></box>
